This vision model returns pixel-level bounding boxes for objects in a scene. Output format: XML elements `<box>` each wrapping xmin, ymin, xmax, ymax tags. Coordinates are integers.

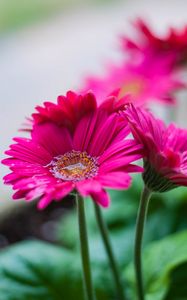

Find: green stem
<box><xmin>76</xmin><ymin>193</ymin><xmax>96</xmax><ymax>300</ymax></box>
<box><xmin>94</xmin><ymin>202</ymin><xmax>126</xmax><ymax>300</ymax></box>
<box><xmin>134</xmin><ymin>185</ymin><xmax>152</xmax><ymax>300</ymax></box>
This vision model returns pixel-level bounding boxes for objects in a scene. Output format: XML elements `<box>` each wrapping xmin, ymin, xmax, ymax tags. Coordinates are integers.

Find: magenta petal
<box><xmin>13</xmin><ymin>189</ymin><xmax>29</xmax><ymax>200</ymax></box>
<box><xmin>98</xmin><ymin>172</ymin><xmax>132</xmax><ymax>189</ymax></box>
<box><xmin>13</xmin><ymin>178</ymin><xmax>39</xmax><ymax>190</ymax></box>
<box><xmin>37</xmin><ymin>194</ymin><xmax>53</xmax><ymax>210</ymax></box>
<box><xmin>100</xmin><ymin>155</ymin><xmax>142</xmax><ymax>173</ymax></box>
<box><xmin>3</xmin><ymin>173</ymin><xmax>20</xmax><ymax>184</ymax></box>
<box><xmin>76</xmin><ymin>179</ymin><xmax>102</xmax><ymax>196</ymax></box>
<box><xmin>5</xmin><ymin>140</ymin><xmax>52</xmax><ymax>165</ymax></box>
<box><xmin>76</xmin><ymin>180</ymin><xmax>110</xmax><ymax>207</ymax></box>
<box><xmin>25</xmin><ymin>186</ymin><xmax>46</xmax><ymax>201</ymax></box>
<box><xmin>91</xmin><ymin>189</ymin><xmax>110</xmax><ymax>208</ymax></box>
<box><xmin>53</xmin><ymin>182</ymin><xmax>74</xmax><ymax>201</ymax></box>
<box><xmin>37</xmin><ymin>182</ymin><xmax>73</xmax><ymax>209</ymax></box>
<box><xmin>2</xmin><ymin>158</ymin><xmax>17</xmax><ymax>166</ymax></box>
<box><xmin>73</xmin><ymin>112</ymin><xmax>96</xmax><ymax>151</ymax></box>
<box><xmin>99</xmin><ymin>139</ymin><xmax>143</xmax><ymax>165</ymax></box>
<box><xmin>32</xmin><ymin>123</ymin><xmax>73</xmax><ymax>156</ymax></box>
<box><xmin>88</xmin><ymin>113</ymin><xmax>119</xmax><ymax>156</ymax></box>
<box><xmin>12</xmin><ymin>137</ymin><xmax>53</xmax><ymax>163</ymax></box>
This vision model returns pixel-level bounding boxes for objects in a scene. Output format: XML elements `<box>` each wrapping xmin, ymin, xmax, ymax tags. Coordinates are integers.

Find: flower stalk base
<box><xmin>143</xmin><ymin>160</ymin><xmax>177</xmax><ymax>192</ymax></box>
<box><xmin>76</xmin><ymin>193</ymin><xmax>95</xmax><ymax>300</ymax></box>
<box><xmin>134</xmin><ymin>185</ymin><xmax>152</xmax><ymax>300</ymax></box>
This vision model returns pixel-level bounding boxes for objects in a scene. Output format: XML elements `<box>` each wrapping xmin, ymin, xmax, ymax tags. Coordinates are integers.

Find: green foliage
<box><xmin>55</xmin><ymin>175</ymin><xmax>187</xmax><ymax>299</ymax></box>
<box><xmin>0</xmin><ymin>240</ymin><xmax>110</xmax><ymax>300</ymax></box>
<box><xmin>1</xmin><ymin>175</ymin><xmax>187</xmax><ymax>299</ymax></box>
<box><xmin>125</xmin><ymin>230</ymin><xmax>187</xmax><ymax>300</ymax></box>
<box><xmin>0</xmin><ymin>240</ymin><xmax>82</xmax><ymax>300</ymax></box>
<box><xmin>164</xmin><ymin>262</ymin><xmax>187</xmax><ymax>300</ymax></box>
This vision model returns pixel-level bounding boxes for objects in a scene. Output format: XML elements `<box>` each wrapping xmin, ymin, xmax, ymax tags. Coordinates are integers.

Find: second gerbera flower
<box><xmin>124</xmin><ymin>103</ymin><xmax>187</xmax><ymax>191</ymax></box>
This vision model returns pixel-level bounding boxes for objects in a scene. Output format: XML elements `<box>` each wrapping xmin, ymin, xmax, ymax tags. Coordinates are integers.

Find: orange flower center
<box><xmin>49</xmin><ymin>150</ymin><xmax>98</xmax><ymax>181</ymax></box>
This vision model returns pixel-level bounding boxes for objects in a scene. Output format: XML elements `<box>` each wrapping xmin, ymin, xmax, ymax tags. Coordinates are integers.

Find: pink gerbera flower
<box><xmin>2</xmin><ymin>92</ymin><xmax>143</xmax><ymax>209</ymax></box>
<box><xmin>122</xmin><ymin>18</ymin><xmax>187</xmax><ymax>68</ymax></box>
<box><xmin>82</xmin><ymin>19</ymin><xmax>187</xmax><ymax>110</ymax></box>
<box><xmin>32</xmin><ymin>91</ymin><xmax>97</xmax><ymax>132</ymax></box>
<box><xmin>83</xmin><ymin>57</ymin><xmax>183</xmax><ymax>107</ymax></box>
<box><xmin>124</xmin><ymin>104</ymin><xmax>187</xmax><ymax>192</ymax></box>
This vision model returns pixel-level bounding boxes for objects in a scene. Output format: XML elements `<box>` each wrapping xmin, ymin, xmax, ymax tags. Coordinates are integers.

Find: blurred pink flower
<box><xmin>121</xmin><ymin>18</ymin><xmax>187</xmax><ymax>68</ymax></box>
<box><xmin>124</xmin><ymin>104</ymin><xmax>187</xmax><ymax>192</ymax></box>
<box><xmin>2</xmin><ymin>92</ymin><xmax>143</xmax><ymax>209</ymax></box>
<box><xmin>82</xmin><ymin>19</ymin><xmax>187</xmax><ymax>108</ymax></box>
<box><xmin>83</xmin><ymin>57</ymin><xmax>183</xmax><ymax>107</ymax></box>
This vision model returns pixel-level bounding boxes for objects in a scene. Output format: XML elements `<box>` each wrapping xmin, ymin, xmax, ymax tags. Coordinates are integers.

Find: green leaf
<box><xmin>0</xmin><ymin>240</ymin><xmax>109</xmax><ymax>300</ymax></box>
<box><xmin>164</xmin><ymin>262</ymin><xmax>187</xmax><ymax>300</ymax></box>
<box><xmin>125</xmin><ymin>230</ymin><xmax>187</xmax><ymax>300</ymax></box>
<box><xmin>0</xmin><ymin>240</ymin><xmax>82</xmax><ymax>300</ymax></box>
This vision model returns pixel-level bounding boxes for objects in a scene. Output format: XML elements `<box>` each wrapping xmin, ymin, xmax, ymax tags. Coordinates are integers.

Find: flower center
<box><xmin>119</xmin><ymin>78</ymin><xmax>145</xmax><ymax>99</ymax></box>
<box><xmin>49</xmin><ymin>150</ymin><xmax>98</xmax><ymax>182</ymax></box>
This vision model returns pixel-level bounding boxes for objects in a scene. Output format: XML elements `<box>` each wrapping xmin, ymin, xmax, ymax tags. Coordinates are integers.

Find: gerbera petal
<box><xmin>13</xmin><ymin>137</ymin><xmax>52</xmax><ymax>162</ymax></box>
<box><xmin>91</xmin><ymin>189</ymin><xmax>110</xmax><ymax>208</ymax></box>
<box><xmin>37</xmin><ymin>194</ymin><xmax>54</xmax><ymax>210</ymax></box>
<box><xmin>32</xmin><ymin>123</ymin><xmax>73</xmax><ymax>156</ymax></box>
<box><xmin>13</xmin><ymin>189</ymin><xmax>30</xmax><ymax>200</ymax></box>
<box><xmin>98</xmin><ymin>172</ymin><xmax>132</xmax><ymax>189</ymax></box>
<box><xmin>76</xmin><ymin>179</ymin><xmax>102</xmax><ymax>196</ymax></box>
<box><xmin>37</xmin><ymin>182</ymin><xmax>73</xmax><ymax>210</ymax></box>
<box><xmin>5</xmin><ymin>136</ymin><xmax>52</xmax><ymax>165</ymax></box>
<box><xmin>76</xmin><ymin>180</ymin><xmax>110</xmax><ymax>207</ymax></box>
<box><xmin>73</xmin><ymin>111</ymin><xmax>97</xmax><ymax>151</ymax></box>
<box><xmin>88</xmin><ymin>113</ymin><xmax>119</xmax><ymax>156</ymax></box>
<box><xmin>53</xmin><ymin>182</ymin><xmax>74</xmax><ymax>201</ymax></box>
<box><xmin>100</xmin><ymin>155</ymin><xmax>142</xmax><ymax>173</ymax></box>
<box><xmin>99</xmin><ymin>139</ymin><xmax>142</xmax><ymax>164</ymax></box>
